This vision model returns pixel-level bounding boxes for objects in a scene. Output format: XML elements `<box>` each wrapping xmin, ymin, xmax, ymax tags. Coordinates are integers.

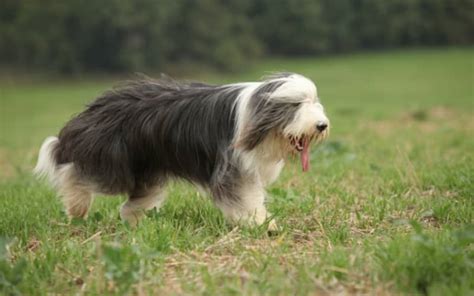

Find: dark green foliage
<box><xmin>0</xmin><ymin>0</ymin><xmax>473</xmax><ymax>72</ymax></box>
<box><xmin>376</xmin><ymin>223</ymin><xmax>474</xmax><ymax>295</ymax></box>
<box><xmin>252</xmin><ymin>0</ymin><xmax>329</xmax><ymax>54</ymax></box>
<box><xmin>101</xmin><ymin>243</ymin><xmax>151</xmax><ymax>294</ymax></box>
<box><xmin>170</xmin><ymin>0</ymin><xmax>262</xmax><ymax>70</ymax></box>
<box><xmin>0</xmin><ymin>238</ymin><xmax>27</xmax><ymax>296</ymax></box>
<box><xmin>0</xmin><ymin>0</ymin><xmax>178</xmax><ymax>73</ymax></box>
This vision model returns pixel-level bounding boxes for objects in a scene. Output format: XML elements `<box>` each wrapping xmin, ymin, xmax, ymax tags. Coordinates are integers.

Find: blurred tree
<box><xmin>0</xmin><ymin>0</ymin><xmax>177</xmax><ymax>73</ymax></box>
<box><xmin>252</xmin><ymin>0</ymin><xmax>329</xmax><ymax>54</ymax></box>
<box><xmin>0</xmin><ymin>0</ymin><xmax>472</xmax><ymax>73</ymax></box>
<box><xmin>170</xmin><ymin>0</ymin><xmax>262</xmax><ymax>70</ymax></box>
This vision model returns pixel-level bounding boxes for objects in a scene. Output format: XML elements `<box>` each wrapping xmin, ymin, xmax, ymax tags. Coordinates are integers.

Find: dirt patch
<box><xmin>0</xmin><ymin>148</ymin><xmax>16</xmax><ymax>179</ymax></box>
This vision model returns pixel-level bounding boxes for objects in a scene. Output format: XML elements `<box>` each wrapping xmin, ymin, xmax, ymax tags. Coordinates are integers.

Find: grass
<box><xmin>0</xmin><ymin>47</ymin><xmax>473</xmax><ymax>295</ymax></box>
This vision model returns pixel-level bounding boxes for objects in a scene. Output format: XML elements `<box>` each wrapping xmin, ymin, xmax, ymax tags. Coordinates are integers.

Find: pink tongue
<box><xmin>300</xmin><ymin>138</ymin><xmax>310</xmax><ymax>172</ymax></box>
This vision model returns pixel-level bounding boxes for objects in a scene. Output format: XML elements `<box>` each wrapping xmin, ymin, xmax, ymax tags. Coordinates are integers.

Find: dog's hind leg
<box><xmin>56</xmin><ymin>164</ymin><xmax>94</xmax><ymax>219</ymax></box>
<box><xmin>120</xmin><ymin>184</ymin><xmax>167</xmax><ymax>226</ymax></box>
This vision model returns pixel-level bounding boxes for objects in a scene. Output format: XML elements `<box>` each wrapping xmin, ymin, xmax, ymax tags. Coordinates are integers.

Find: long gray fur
<box><xmin>53</xmin><ymin>73</ymin><xmax>299</xmax><ymax>202</ymax></box>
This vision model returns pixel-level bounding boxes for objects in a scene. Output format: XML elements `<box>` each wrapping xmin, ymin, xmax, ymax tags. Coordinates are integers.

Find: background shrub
<box><xmin>0</xmin><ymin>0</ymin><xmax>472</xmax><ymax>73</ymax></box>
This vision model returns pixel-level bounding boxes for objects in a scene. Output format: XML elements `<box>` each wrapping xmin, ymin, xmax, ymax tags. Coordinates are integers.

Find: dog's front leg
<box><xmin>214</xmin><ymin>177</ymin><xmax>278</xmax><ymax>232</ymax></box>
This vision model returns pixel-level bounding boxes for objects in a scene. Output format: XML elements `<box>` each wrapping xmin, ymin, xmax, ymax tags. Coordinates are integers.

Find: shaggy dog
<box><xmin>34</xmin><ymin>73</ymin><xmax>329</xmax><ymax>230</ymax></box>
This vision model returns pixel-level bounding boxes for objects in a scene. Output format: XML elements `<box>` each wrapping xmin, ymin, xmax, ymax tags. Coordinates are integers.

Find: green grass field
<box><xmin>1</xmin><ymin>48</ymin><xmax>473</xmax><ymax>295</ymax></box>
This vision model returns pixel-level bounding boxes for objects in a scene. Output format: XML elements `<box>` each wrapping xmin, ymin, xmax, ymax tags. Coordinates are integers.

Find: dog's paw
<box><xmin>267</xmin><ymin>219</ymin><xmax>281</xmax><ymax>236</ymax></box>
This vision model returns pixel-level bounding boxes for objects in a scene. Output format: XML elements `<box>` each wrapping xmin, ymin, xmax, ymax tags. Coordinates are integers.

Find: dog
<box><xmin>34</xmin><ymin>73</ymin><xmax>329</xmax><ymax>230</ymax></box>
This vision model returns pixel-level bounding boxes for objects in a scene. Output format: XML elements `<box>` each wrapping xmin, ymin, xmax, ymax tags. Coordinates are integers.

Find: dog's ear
<box><xmin>234</xmin><ymin>75</ymin><xmax>304</xmax><ymax>151</ymax></box>
<box><xmin>236</xmin><ymin>119</ymin><xmax>275</xmax><ymax>151</ymax></box>
<box><xmin>237</xmin><ymin>101</ymin><xmax>300</xmax><ymax>151</ymax></box>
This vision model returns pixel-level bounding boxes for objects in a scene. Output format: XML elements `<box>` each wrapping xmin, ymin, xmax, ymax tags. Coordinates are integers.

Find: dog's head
<box><xmin>236</xmin><ymin>73</ymin><xmax>329</xmax><ymax>171</ymax></box>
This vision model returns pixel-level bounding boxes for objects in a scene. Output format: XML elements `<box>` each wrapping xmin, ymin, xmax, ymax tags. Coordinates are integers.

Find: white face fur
<box><xmin>270</xmin><ymin>74</ymin><xmax>330</xmax><ymax>140</ymax></box>
<box><xmin>284</xmin><ymin>101</ymin><xmax>329</xmax><ymax>138</ymax></box>
<box><xmin>232</xmin><ymin>73</ymin><xmax>329</xmax><ymax>161</ymax></box>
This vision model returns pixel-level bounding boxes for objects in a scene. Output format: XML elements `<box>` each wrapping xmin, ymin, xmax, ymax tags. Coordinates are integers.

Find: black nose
<box><xmin>316</xmin><ymin>122</ymin><xmax>328</xmax><ymax>132</ymax></box>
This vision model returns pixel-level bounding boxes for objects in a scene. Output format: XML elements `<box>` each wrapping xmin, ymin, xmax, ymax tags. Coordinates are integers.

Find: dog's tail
<box><xmin>34</xmin><ymin>136</ymin><xmax>59</xmax><ymax>183</ymax></box>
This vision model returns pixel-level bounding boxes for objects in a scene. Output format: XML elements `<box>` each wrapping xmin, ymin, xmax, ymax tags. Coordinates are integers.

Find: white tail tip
<box><xmin>34</xmin><ymin>136</ymin><xmax>59</xmax><ymax>182</ymax></box>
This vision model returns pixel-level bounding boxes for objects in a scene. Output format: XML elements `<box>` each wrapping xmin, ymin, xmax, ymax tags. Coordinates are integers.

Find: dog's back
<box><xmin>38</xmin><ymin>79</ymin><xmax>243</xmax><ymax>196</ymax></box>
